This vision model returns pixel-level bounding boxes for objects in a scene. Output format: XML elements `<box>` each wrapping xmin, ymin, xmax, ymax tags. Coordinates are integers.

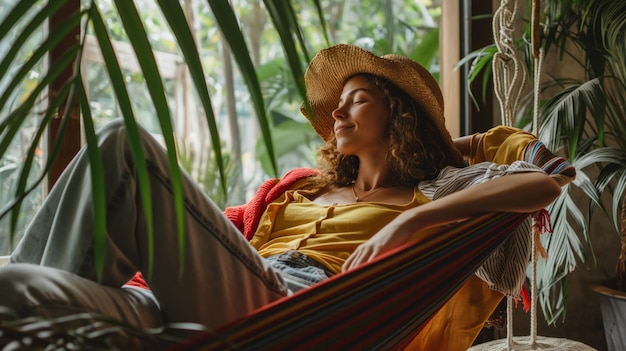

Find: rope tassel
<box><xmin>532</xmin><ymin>209</ymin><xmax>552</xmax><ymax>259</ymax></box>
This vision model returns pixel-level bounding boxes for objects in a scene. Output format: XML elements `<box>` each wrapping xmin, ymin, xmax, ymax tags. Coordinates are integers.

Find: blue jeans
<box><xmin>267</xmin><ymin>250</ymin><xmax>334</xmax><ymax>293</ymax></box>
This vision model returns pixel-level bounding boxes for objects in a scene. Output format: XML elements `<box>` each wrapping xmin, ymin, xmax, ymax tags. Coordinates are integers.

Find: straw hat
<box><xmin>301</xmin><ymin>44</ymin><xmax>463</xmax><ymax>166</ymax></box>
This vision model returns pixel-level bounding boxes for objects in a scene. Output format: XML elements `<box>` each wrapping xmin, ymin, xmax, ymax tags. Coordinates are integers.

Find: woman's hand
<box><xmin>342</xmin><ymin>212</ymin><xmax>421</xmax><ymax>271</ymax></box>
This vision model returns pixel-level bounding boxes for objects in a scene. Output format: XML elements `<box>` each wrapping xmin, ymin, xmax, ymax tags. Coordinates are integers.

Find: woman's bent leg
<box><xmin>9</xmin><ymin>119</ymin><xmax>288</xmax><ymax>329</ymax></box>
<box><xmin>0</xmin><ymin>264</ymin><xmax>164</xmax><ymax>349</ymax></box>
<box><xmin>0</xmin><ymin>264</ymin><xmax>162</xmax><ymax>327</ymax></box>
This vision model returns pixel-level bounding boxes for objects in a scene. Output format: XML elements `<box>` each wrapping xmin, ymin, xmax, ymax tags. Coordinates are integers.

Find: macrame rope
<box><xmin>529</xmin><ymin>0</ymin><xmax>544</xmax><ymax>344</ymax></box>
<box><xmin>492</xmin><ymin>0</ymin><xmax>527</xmax><ymax>127</ymax></box>
<box><xmin>530</xmin><ymin>52</ymin><xmax>546</xmax><ymax>348</ymax></box>
<box><xmin>492</xmin><ymin>1</ymin><xmax>529</xmax><ymax>349</ymax></box>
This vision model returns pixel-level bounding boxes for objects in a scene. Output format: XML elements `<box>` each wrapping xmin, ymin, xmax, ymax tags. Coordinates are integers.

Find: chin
<box><xmin>336</xmin><ymin>145</ymin><xmax>352</xmax><ymax>156</ymax></box>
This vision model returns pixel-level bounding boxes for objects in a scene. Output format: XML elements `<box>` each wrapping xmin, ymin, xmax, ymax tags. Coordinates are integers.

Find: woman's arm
<box><xmin>342</xmin><ymin>171</ymin><xmax>561</xmax><ymax>271</ymax></box>
<box><xmin>453</xmin><ymin>134</ymin><xmax>478</xmax><ymax>159</ymax></box>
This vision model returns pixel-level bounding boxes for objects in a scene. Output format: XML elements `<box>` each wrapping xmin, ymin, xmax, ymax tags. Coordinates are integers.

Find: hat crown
<box><xmin>379</xmin><ymin>53</ymin><xmax>444</xmax><ymax>110</ymax></box>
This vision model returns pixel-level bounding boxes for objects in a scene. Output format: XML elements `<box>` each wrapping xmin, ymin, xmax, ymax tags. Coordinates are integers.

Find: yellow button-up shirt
<box><xmin>250</xmin><ymin>186</ymin><xmax>431</xmax><ymax>274</ymax></box>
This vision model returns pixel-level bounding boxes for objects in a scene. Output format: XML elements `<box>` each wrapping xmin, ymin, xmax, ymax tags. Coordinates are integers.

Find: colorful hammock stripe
<box><xmin>175</xmin><ymin>211</ymin><xmax>530</xmax><ymax>351</ymax></box>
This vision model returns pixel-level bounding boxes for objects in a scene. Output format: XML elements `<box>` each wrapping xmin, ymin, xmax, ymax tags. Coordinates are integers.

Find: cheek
<box><xmin>376</xmin><ymin>112</ymin><xmax>392</xmax><ymax>137</ymax></box>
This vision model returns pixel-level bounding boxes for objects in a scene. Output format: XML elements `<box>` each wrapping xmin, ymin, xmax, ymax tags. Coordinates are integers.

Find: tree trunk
<box><xmin>48</xmin><ymin>0</ymin><xmax>81</xmax><ymax>191</ymax></box>
<box><xmin>220</xmin><ymin>37</ymin><xmax>244</xmax><ymax>204</ymax></box>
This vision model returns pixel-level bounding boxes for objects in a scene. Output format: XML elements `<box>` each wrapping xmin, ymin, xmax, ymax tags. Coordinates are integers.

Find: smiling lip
<box><xmin>335</xmin><ymin>125</ymin><xmax>354</xmax><ymax>135</ymax></box>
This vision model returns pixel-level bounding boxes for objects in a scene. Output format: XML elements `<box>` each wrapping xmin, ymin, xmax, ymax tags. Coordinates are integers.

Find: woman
<box><xmin>0</xmin><ymin>44</ymin><xmax>561</xmax><ymax>347</ymax></box>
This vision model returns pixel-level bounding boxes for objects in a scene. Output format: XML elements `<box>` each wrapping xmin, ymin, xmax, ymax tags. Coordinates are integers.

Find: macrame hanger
<box><xmin>492</xmin><ymin>0</ymin><xmax>526</xmax><ymax>128</ymax></box>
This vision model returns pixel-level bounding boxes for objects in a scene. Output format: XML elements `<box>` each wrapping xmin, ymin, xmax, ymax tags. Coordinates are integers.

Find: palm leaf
<box><xmin>154</xmin><ymin>0</ymin><xmax>226</xmax><ymax>198</ymax></box>
<box><xmin>588</xmin><ymin>147</ymin><xmax>626</xmax><ymax>233</ymax></box>
<box><xmin>0</xmin><ymin>1</ymin><xmax>67</xmax><ymax>90</ymax></box>
<box><xmin>409</xmin><ymin>28</ymin><xmax>439</xmax><ymax>69</ymax></box>
<box><xmin>89</xmin><ymin>4</ymin><xmax>158</xmax><ymax>278</ymax></box>
<box><xmin>538</xmin><ymin>78</ymin><xmax>605</xmax><ymax>158</ymax></box>
<box><xmin>262</xmin><ymin>0</ymin><xmax>313</xmax><ymax>132</ymax></box>
<box><xmin>310</xmin><ymin>0</ymin><xmax>331</xmax><ymax>47</ymax></box>
<box><xmin>77</xmin><ymin>77</ymin><xmax>107</xmax><ymax>281</ymax></box>
<box><xmin>0</xmin><ymin>10</ymin><xmax>82</xmax><ymax>131</ymax></box>
<box><xmin>455</xmin><ymin>45</ymin><xmax>497</xmax><ymax>107</ymax></box>
<box><xmin>113</xmin><ymin>0</ymin><xmax>186</xmax><ymax>266</ymax></box>
<box><xmin>207</xmin><ymin>0</ymin><xmax>278</xmax><ymax>177</ymax></box>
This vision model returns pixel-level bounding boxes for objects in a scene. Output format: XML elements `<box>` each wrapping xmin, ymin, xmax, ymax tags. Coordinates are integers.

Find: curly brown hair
<box><xmin>314</xmin><ymin>73</ymin><xmax>461</xmax><ymax>187</ymax></box>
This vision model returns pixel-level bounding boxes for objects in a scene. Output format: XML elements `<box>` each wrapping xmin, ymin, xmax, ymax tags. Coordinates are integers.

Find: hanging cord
<box><xmin>530</xmin><ymin>0</ymin><xmax>544</xmax><ymax>345</ymax></box>
<box><xmin>492</xmin><ymin>0</ymin><xmax>531</xmax><ymax>349</ymax></box>
<box><xmin>492</xmin><ymin>0</ymin><xmax>527</xmax><ymax>127</ymax></box>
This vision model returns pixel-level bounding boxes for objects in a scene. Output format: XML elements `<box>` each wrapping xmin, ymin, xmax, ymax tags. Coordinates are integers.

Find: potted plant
<box><xmin>572</xmin><ymin>3</ymin><xmax>626</xmax><ymax>350</ymax></box>
<box><xmin>534</xmin><ymin>1</ymin><xmax>626</xmax><ymax>349</ymax></box>
<box><xmin>462</xmin><ymin>0</ymin><xmax>626</xmax><ymax>347</ymax></box>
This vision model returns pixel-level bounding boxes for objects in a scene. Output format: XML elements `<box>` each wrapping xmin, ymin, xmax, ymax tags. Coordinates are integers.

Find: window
<box><xmin>0</xmin><ymin>0</ymin><xmax>461</xmax><ymax>258</ymax></box>
<box><xmin>0</xmin><ymin>0</ymin><xmax>45</xmax><ymax>257</ymax></box>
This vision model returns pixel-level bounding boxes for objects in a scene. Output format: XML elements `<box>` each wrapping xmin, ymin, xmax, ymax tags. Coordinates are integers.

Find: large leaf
<box><xmin>89</xmin><ymin>4</ymin><xmax>158</xmax><ymax>277</ymax></box>
<box><xmin>409</xmin><ymin>27</ymin><xmax>439</xmax><ymax>69</ymax></box>
<box><xmin>538</xmin><ymin>78</ymin><xmax>606</xmax><ymax>159</ymax></box>
<box><xmin>262</xmin><ymin>0</ymin><xmax>314</xmax><ymax>131</ymax></box>
<box><xmin>207</xmin><ymin>0</ymin><xmax>278</xmax><ymax>177</ymax></box>
<box><xmin>77</xmin><ymin>77</ymin><xmax>107</xmax><ymax>280</ymax></box>
<box><xmin>155</xmin><ymin>0</ymin><xmax>226</xmax><ymax>198</ymax></box>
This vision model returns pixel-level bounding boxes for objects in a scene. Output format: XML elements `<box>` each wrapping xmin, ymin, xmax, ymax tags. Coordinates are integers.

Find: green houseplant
<box><xmin>462</xmin><ymin>0</ymin><xmax>626</xmax><ymax>335</ymax></box>
<box><xmin>556</xmin><ymin>1</ymin><xmax>626</xmax><ymax>349</ymax></box>
<box><xmin>535</xmin><ymin>1</ymin><xmax>626</xmax><ymax>338</ymax></box>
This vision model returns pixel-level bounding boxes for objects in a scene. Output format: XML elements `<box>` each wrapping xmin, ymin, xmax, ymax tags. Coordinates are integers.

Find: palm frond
<box><xmin>89</xmin><ymin>3</ymin><xmax>158</xmax><ymax>278</ymax></box>
<box><xmin>207</xmin><ymin>0</ymin><xmax>278</xmax><ymax>177</ymax></box>
<box><xmin>155</xmin><ymin>0</ymin><xmax>226</xmax><ymax>197</ymax></box>
<box><xmin>77</xmin><ymin>76</ymin><xmax>107</xmax><ymax>282</ymax></box>
<box><xmin>538</xmin><ymin>78</ymin><xmax>605</xmax><ymax>158</ymax></box>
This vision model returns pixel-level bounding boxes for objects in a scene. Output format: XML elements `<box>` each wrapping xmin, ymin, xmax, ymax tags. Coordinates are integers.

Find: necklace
<box><xmin>351</xmin><ymin>184</ymin><xmax>385</xmax><ymax>202</ymax></box>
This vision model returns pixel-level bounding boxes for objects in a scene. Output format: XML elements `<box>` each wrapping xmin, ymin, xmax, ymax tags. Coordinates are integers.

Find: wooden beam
<box><xmin>441</xmin><ymin>1</ymin><xmax>461</xmax><ymax>138</ymax></box>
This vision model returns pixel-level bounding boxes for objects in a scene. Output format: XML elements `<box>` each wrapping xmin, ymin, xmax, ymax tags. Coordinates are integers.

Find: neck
<box><xmin>352</xmin><ymin>157</ymin><xmax>394</xmax><ymax>191</ymax></box>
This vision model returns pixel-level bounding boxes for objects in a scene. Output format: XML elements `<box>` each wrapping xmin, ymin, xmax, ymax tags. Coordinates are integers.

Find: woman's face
<box><xmin>331</xmin><ymin>75</ymin><xmax>391</xmax><ymax>156</ymax></box>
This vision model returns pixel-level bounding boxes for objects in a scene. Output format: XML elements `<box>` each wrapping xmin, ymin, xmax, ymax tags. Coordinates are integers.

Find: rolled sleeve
<box><xmin>419</xmin><ymin>162</ymin><xmax>544</xmax><ymax>296</ymax></box>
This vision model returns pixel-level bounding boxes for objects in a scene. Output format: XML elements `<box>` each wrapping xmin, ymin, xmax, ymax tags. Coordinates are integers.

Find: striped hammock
<box><xmin>173</xmin><ymin>139</ymin><xmax>575</xmax><ymax>351</ymax></box>
<box><xmin>174</xmin><ymin>211</ymin><xmax>529</xmax><ymax>351</ymax></box>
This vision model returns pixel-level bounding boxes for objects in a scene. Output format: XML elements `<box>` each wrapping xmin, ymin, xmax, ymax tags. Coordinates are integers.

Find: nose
<box><xmin>331</xmin><ymin>104</ymin><xmax>346</xmax><ymax>120</ymax></box>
